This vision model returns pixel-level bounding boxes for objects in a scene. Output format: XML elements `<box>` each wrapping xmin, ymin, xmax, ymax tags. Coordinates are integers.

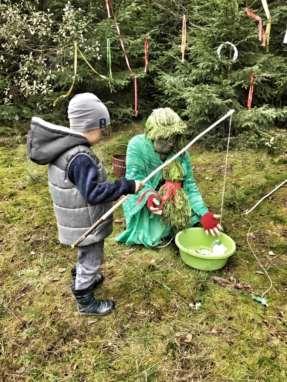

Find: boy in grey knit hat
<box><xmin>28</xmin><ymin>93</ymin><xmax>142</xmax><ymax>316</ymax></box>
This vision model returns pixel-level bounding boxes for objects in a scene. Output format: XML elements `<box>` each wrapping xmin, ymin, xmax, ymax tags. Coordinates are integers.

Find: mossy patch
<box><xmin>0</xmin><ymin>124</ymin><xmax>286</xmax><ymax>381</ymax></box>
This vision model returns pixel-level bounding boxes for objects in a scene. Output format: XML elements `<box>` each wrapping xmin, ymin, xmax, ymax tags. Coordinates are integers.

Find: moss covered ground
<box><xmin>0</xmin><ymin>124</ymin><xmax>286</xmax><ymax>381</ymax></box>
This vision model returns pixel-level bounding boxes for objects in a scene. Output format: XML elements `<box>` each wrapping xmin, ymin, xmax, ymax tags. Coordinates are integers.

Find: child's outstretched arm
<box><xmin>68</xmin><ymin>154</ymin><xmax>141</xmax><ymax>205</ymax></box>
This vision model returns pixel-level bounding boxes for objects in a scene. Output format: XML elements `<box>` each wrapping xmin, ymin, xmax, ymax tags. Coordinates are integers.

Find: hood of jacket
<box><xmin>27</xmin><ymin>117</ymin><xmax>90</xmax><ymax>165</ymax></box>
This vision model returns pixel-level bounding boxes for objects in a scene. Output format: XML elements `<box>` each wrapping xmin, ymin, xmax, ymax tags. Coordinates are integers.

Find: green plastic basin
<box><xmin>175</xmin><ymin>227</ymin><xmax>236</xmax><ymax>271</ymax></box>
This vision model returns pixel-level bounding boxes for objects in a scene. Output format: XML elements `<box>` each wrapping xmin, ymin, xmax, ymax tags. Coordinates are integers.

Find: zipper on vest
<box><xmin>64</xmin><ymin>168</ymin><xmax>69</xmax><ymax>183</ymax></box>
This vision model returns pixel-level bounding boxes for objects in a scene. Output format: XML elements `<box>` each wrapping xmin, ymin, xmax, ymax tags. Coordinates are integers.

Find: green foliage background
<box><xmin>0</xmin><ymin>0</ymin><xmax>286</xmax><ymax>137</ymax></box>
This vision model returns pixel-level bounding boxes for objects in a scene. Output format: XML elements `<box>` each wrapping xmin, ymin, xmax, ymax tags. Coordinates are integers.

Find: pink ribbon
<box><xmin>104</xmin><ymin>0</ymin><xmax>139</xmax><ymax>116</ymax></box>
<box><xmin>246</xmin><ymin>73</ymin><xmax>256</xmax><ymax>110</ymax></box>
<box><xmin>144</xmin><ymin>37</ymin><xmax>149</xmax><ymax>73</ymax></box>
<box><xmin>245</xmin><ymin>8</ymin><xmax>267</xmax><ymax>47</ymax></box>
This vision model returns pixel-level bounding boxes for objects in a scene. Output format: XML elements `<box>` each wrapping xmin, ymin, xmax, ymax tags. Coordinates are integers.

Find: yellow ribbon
<box><xmin>77</xmin><ymin>47</ymin><xmax>108</xmax><ymax>81</ymax></box>
<box><xmin>181</xmin><ymin>15</ymin><xmax>187</xmax><ymax>63</ymax></box>
<box><xmin>261</xmin><ymin>0</ymin><xmax>272</xmax><ymax>49</ymax></box>
<box><xmin>53</xmin><ymin>42</ymin><xmax>109</xmax><ymax>107</ymax></box>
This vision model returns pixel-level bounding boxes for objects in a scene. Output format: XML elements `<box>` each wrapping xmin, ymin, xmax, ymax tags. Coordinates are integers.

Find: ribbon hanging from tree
<box><xmin>181</xmin><ymin>15</ymin><xmax>187</xmax><ymax>62</ymax></box>
<box><xmin>53</xmin><ymin>42</ymin><xmax>109</xmax><ymax>106</ymax></box>
<box><xmin>284</xmin><ymin>27</ymin><xmax>287</xmax><ymax>44</ymax></box>
<box><xmin>113</xmin><ymin>20</ymin><xmax>133</xmax><ymax>73</ymax></box>
<box><xmin>106</xmin><ymin>38</ymin><xmax>113</xmax><ymax>79</ymax></box>
<box><xmin>144</xmin><ymin>36</ymin><xmax>149</xmax><ymax>73</ymax></box>
<box><xmin>105</xmin><ymin>0</ymin><xmax>111</xmax><ymax>18</ymax></box>
<box><xmin>246</xmin><ymin>73</ymin><xmax>256</xmax><ymax>110</ymax></box>
<box><xmin>77</xmin><ymin>47</ymin><xmax>108</xmax><ymax>80</ymax></box>
<box><xmin>105</xmin><ymin>0</ymin><xmax>132</xmax><ymax>73</ymax></box>
<box><xmin>245</xmin><ymin>8</ymin><xmax>266</xmax><ymax>46</ymax></box>
<box><xmin>134</xmin><ymin>76</ymin><xmax>138</xmax><ymax>117</ymax></box>
<box><xmin>261</xmin><ymin>0</ymin><xmax>271</xmax><ymax>49</ymax></box>
<box><xmin>104</xmin><ymin>0</ymin><xmax>139</xmax><ymax>116</ymax></box>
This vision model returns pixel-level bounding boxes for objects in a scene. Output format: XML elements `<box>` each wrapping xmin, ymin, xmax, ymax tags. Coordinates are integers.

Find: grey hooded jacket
<box><xmin>27</xmin><ymin>117</ymin><xmax>113</xmax><ymax>246</ymax></box>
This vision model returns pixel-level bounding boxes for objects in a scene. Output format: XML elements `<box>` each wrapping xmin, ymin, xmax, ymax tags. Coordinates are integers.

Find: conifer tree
<box><xmin>1</xmin><ymin>0</ymin><xmax>286</xmax><ymax>139</ymax></box>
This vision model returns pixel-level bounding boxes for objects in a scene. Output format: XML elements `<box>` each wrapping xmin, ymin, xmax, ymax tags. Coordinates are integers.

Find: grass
<box><xmin>0</xmin><ymin>123</ymin><xmax>286</xmax><ymax>381</ymax></box>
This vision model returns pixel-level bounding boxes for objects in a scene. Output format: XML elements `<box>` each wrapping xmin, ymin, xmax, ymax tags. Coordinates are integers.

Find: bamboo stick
<box><xmin>71</xmin><ymin>109</ymin><xmax>235</xmax><ymax>248</ymax></box>
<box><xmin>244</xmin><ymin>179</ymin><xmax>287</xmax><ymax>215</ymax></box>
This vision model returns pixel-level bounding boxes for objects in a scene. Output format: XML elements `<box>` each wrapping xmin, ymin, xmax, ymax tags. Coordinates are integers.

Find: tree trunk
<box><xmin>39</xmin><ymin>0</ymin><xmax>48</xmax><ymax>10</ymax></box>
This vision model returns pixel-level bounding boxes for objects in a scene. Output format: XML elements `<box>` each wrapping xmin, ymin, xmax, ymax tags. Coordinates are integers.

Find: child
<box><xmin>28</xmin><ymin>93</ymin><xmax>142</xmax><ymax>316</ymax></box>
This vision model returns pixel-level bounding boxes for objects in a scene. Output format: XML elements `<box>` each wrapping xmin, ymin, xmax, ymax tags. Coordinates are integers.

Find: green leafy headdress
<box><xmin>145</xmin><ymin>108</ymin><xmax>187</xmax><ymax>140</ymax></box>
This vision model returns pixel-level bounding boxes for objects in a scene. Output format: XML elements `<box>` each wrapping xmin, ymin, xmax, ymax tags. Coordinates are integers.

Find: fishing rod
<box><xmin>72</xmin><ymin>109</ymin><xmax>235</xmax><ymax>248</ymax></box>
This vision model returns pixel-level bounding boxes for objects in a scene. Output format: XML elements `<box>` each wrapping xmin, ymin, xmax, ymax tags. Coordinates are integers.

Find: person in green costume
<box><xmin>117</xmin><ymin>108</ymin><xmax>222</xmax><ymax>247</ymax></box>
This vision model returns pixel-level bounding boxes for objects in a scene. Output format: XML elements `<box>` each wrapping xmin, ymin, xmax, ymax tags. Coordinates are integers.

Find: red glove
<box><xmin>147</xmin><ymin>193</ymin><xmax>162</xmax><ymax>215</ymax></box>
<box><xmin>200</xmin><ymin>212</ymin><xmax>222</xmax><ymax>236</ymax></box>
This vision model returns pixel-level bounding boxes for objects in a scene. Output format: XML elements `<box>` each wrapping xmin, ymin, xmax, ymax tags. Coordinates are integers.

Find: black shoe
<box><xmin>72</xmin><ymin>288</ymin><xmax>115</xmax><ymax>316</ymax></box>
<box><xmin>71</xmin><ymin>267</ymin><xmax>105</xmax><ymax>291</ymax></box>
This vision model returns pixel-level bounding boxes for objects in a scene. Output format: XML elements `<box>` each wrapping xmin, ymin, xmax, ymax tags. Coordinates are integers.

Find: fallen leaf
<box><xmin>212</xmin><ymin>276</ymin><xmax>251</xmax><ymax>292</ymax></box>
<box><xmin>185</xmin><ymin>334</ymin><xmax>193</xmax><ymax>343</ymax></box>
<box><xmin>123</xmin><ymin>249</ymin><xmax>136</xmax><ymax>256</ymax></box>
<box><xmin>87</xmin><ymin>320</ymin><xmax>97</xmax><ymax>325</ymax></box>
<box><xmin>234</xmin><ymin>282</ymin><xmax>252</xmax><ymax>291</ymax></box>
<box><xmin>211</xmin><ymin>276</ymin><xmax>231</xmax><ymax>287</ymax></box>
<box><xmin>16</xmin><ymin>367</ymin><xmax>25</xmax><ymax>374</ymax></box>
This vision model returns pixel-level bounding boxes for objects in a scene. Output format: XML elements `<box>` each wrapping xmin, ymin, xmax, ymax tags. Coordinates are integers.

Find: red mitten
<box><xmin>200</xmin><ymin>212</ymin><xmax>220</xmax><ymax>230</ymax></box>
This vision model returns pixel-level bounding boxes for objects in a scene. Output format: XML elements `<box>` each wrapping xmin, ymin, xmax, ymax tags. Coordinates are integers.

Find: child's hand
<box><xmin>135</xmin><ymin>181</ymin><xmax>144</xmax><ymax>193</ymax></box>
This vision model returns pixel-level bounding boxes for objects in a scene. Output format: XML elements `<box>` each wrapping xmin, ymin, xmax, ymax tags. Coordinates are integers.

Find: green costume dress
<box><xmin>116</xmin><ymin>134</ymin><xmax>208</xmax><ymax>247</ymax></box>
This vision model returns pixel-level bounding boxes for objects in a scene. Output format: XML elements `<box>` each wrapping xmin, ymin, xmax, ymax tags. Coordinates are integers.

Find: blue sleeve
<box><xmin>68</xmin><ymin>154</ymin><xmax>135</xmax><ymax>205</ymax></box>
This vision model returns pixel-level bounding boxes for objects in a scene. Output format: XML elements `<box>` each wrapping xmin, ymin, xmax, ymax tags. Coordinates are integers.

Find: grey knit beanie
<box><xmin>68</xmin><ymin>93</ymin><xmax>110</xmax><ymax>132</ymax></box>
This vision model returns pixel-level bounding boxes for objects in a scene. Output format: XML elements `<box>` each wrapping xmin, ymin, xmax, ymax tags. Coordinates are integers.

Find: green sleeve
<box><xmin>123</xmin><ymin>135</ymin><xmax>163</xmax><ymax>218</ymax></box>
<box><xmin>117</xmin><ymin>134</ymin><xmax>171</xmax><ymax>247</ymax></box>
<box><xmin>182</xmin><ymin>152</ymin><xmax>208</xmax><ymax>218</ymax></box>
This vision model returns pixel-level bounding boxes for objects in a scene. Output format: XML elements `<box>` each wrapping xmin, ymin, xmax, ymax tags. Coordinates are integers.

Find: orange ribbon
<box><xmin>104</xmin><ymin>0</ymin><xmax>139</xmax><ymax>116</ymax></box>
<box><xmin>245</xmin><ymin>8</ymin><xmax>267</xmax><ymax>47</ymax></box>
<box><xmin>144</xmin><ymin>36</ymin><xmax>149</xmax><ymax>73</ymax></box>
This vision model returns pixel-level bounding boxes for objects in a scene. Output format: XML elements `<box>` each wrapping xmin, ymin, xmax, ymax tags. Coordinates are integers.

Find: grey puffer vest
<box><xmin>48</xmin><ymin>145</ymin><xmax>113</xmax><ymax>247</ymax></box>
